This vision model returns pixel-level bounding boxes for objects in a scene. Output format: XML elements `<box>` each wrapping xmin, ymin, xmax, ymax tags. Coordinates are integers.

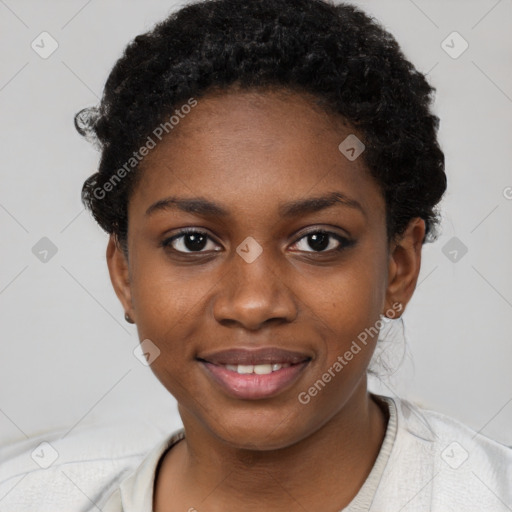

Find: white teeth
<box><xmin>224</xmin><ymin>363</ymin><xmax>291</xmax><ymax>374</ymax></box>
<box><xmin>253</xmin><ymin>364</ymin><xmax>272</xmax><ymax>375</ymax></box>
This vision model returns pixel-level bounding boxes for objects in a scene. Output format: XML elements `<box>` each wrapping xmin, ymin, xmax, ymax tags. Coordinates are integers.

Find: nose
<box><xmin>212</xmin><ymin>248</ymin><xmax>298</xmax><ymax>331</ymax></box>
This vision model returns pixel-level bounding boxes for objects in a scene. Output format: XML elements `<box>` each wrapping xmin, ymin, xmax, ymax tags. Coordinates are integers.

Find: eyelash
<box><xmin>160</xmin><ymin>228</ymin><xmax>355</xmax><ymax>255</ymax></box>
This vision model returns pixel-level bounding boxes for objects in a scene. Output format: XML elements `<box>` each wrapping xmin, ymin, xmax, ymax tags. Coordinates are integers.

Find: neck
<box><xmin>155</xmin><ymin>381</ymin><xmax>388</xmax><ymax>511</ymax></box>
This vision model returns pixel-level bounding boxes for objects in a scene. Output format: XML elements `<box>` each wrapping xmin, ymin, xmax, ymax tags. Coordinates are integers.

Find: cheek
<box><xmin>293</xmin><ymin>269</ymin><xmax>384</xmax><ymax>425</ymax></box>
<box><xmin>129</xmin><ymin>255</ymin><xmax>192</xmax><ymax>347</ymax></box>
<box><xmin>306</xmin><ymin>257</ymin><xmax>386</xmax><ymax>342</ymax></box>
<box><xmin>130</xmin><ymin>270</ymin><xmax>204</xmax><ymax>403</ymax></box>
<box><xmin>130</xmin><ymin>240</ymin><xmax>209</xmax><ymax>320</ymax></box>
<box><xmin>296</xmin><ymin>255</ymin><xmax>388</xmax><ymax>404</ymax></box>
<box><xmin>128</xmin><ymin>250</ymin><xmax>221</xmax><ymax>386</ymax></box>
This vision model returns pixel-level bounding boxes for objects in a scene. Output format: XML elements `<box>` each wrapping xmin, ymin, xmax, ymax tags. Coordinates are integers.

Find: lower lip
<box><xmin>200</xmin><ymin>361</ymin><xmax>309</xmax><ymax>400</ymax></box>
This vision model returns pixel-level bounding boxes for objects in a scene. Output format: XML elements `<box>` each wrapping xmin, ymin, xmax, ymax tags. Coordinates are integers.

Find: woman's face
<box><xmin>108</xmin><ymin>89</ymin><xmax>420</xmax><ymax>450</ymax></box>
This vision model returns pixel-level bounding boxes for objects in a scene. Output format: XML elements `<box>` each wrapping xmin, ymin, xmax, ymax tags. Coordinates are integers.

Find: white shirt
<box><xmin>1</xmin><ymin>394</ymin><xmax>511</xmax><ymax>511</ymax></box>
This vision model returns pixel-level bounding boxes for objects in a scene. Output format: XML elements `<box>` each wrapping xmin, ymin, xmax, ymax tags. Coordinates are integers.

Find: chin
<box><xmin>203</xmin><ymin>407</ymin><xmax>316</xmax><ymax>452</ymax></box>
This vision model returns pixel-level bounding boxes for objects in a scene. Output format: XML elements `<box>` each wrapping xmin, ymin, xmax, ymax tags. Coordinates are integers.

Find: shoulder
<box><xmin>374</xmin><ymin>394</ymin><xmax>512</xmax><ymax>511</ymax></box>
<box><xmin>100</xmin><ymin>428</ymin><xmax>185</xmax><ymax>511</ymax></box>
<box><xmin>394</xmin><ymin>395</ymin><xmax>512</xmax><ymax>466</ymax></box>
<box><xmin>0</xmin><ymin>418</ymin><xmax>174</xmax><ymax>511</ymax></box>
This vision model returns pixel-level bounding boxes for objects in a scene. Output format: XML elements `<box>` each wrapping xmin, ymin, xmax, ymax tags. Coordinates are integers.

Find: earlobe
<box><xmin>383</xmin><ymin>218</ymin><xmax>425</xmax><ymax>317</ymax></box>
<box><xmin>106</xmin><ymin>234</ymin><xmax>134</xmax><ymax>321</ymax></box>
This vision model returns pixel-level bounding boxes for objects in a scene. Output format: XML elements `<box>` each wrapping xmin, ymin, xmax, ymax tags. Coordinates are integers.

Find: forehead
<box><xmin>130</xmin><ymin>89</ymin><xmax>384</xmax><ymax>222</ymax></box>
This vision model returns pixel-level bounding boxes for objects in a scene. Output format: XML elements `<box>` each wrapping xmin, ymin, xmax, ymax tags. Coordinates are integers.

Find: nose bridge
<box><xmin>212</xmin><ymin>239</ymin><xmax>297</xmax><ymax>329</ymax></box>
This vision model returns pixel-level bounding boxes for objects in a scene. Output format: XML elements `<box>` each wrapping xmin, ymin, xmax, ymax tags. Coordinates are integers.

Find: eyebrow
<box><xmin>145</xmin><ymin>191</ymin><xmax>365</xmax><ymax>218</ymax></box>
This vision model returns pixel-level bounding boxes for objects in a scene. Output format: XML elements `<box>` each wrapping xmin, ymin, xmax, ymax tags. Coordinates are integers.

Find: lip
<box><xmin>198</xmin><ymin>347</ymin><xmax>311</xmax><ymax>366</ymax></box>
<box><xmin>200</xmin><ymin>361</ymin><xmax>310</xmax><ymax>400</ymax></box>
<box><xmin>197</xmin><ymin>347</ymin><xmax>312</xmax><ymax>400</ymax></box>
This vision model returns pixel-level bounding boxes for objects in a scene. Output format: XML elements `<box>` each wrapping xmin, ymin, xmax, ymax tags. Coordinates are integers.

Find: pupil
<box><xmin>185</xmin><ymin>233</ymin><xmax>207</xmax><ymax>251</ymax></box>
<box><xmin>309</xmin><ymin>233</ymin><xmax>329</xmax><ymax>251</ymax></box>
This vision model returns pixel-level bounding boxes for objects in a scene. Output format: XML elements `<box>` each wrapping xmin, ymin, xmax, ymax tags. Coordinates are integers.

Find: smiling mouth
<box><xmin>196</xmin><ymin>347</ymin><xmax>312</xmax><ymax>400</ymax></box>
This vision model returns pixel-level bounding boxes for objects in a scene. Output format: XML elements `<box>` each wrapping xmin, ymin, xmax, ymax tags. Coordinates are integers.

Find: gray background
<box><xmin>1</xmin><ymin>0</ymin><xmax>511</xmax><ymax>448</ymax></box>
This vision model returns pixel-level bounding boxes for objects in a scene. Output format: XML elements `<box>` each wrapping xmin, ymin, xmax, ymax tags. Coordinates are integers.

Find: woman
<box><xmin>4</xmin><ymin>0</ymin><xmax>510</xmax><ymax>510</ymax></box>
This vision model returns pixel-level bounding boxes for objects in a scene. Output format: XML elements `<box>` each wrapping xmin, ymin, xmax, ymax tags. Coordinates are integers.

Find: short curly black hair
<box><xmin>75</xmin><ymin>0</ymin><xmax>446</xmax><ymax>251</ymax></box>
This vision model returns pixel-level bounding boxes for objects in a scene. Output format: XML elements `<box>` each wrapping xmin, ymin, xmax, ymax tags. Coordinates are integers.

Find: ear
<box><xmin>383</xmin><ymin>217</ymin><xmax>425</xmax><ymax>318</ymax></box>
<box><xmin>106</xmin><ymin>234</ymin><xmax>135</xmax><ymax>321</ymax></box>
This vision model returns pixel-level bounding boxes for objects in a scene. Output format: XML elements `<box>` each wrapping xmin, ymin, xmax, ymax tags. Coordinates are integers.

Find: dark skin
<box><xmin>106</xmin><ymin>89</ymin><xmax>425</xmax><ymax>511</ymax></box>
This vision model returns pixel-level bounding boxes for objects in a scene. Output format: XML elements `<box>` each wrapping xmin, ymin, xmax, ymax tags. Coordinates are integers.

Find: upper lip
<box><xmin>198</xmin><ymin>347</ymin><xmax>312</xmax><ymax>366</ymax></box>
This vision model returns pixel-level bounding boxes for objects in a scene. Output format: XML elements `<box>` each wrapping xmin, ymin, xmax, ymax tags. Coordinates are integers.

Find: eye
<box><xmin>162</xmin><ymin>229</ymin><xmax>221</xmax><ymax>253</ymax></box>
<box><xmin>290</xmin><ymin>230</ymin><xmax>353</xmax><ymax>253</ymax></box>
<box><xmin>161</xmin><ymin>228</ymin><xmax>354</xmax><ymax>256</ymax></box>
